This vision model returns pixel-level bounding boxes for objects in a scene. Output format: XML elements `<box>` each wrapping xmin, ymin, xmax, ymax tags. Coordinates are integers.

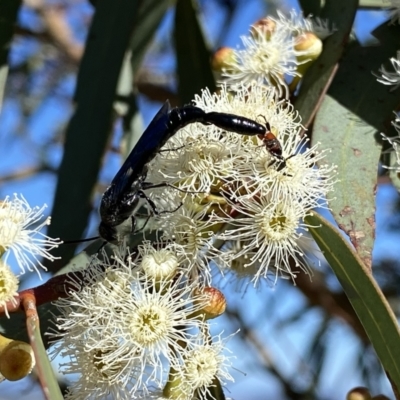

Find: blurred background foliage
<box><xmin>1</xmin><ymin>0</ymin><xmax>400</xmax><ymax>399</ymax></box>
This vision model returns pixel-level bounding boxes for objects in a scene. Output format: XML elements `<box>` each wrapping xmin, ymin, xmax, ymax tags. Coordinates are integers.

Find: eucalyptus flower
<box><xmin>167</xmin><ymin>335</ymin><xmax>235</xmax><ymax>400</ymax></box>
<box><xmin>52</xmin><ymin>247</ymin><xmax>210</xmax><ymax>396</ymax></box>
<box><xmin>62</xmin><ymin>337</ymin><xmax>138</xmax><ymax>400</ymax></box>
<box><xmin>220</xmin><ymin>21</ymin><xmax>305</xmax><ymax>98</ymax></box>
<box><xmin>149</xmin><ymin>84</ymin><xmax>335</xmax><ymax>283</ymax></box>
<box><xmin>0</xmin><ymin>194</ymin><xmax>61</xmax><ymax>278</ymax></box>
<box><xmin>272</xmin><ymin>9</ymin><xmax>336</xmax><ymax>40</ymax></box>
<box><xmin>0</xmin><ymin>261</ymin><xmax>19</xmax><ymax>318</ymax></box>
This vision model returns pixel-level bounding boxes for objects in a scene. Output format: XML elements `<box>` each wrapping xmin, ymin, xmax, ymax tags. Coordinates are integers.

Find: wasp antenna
<box><xmin>63</xmin><ymin>236</ymin><xmax>100</xmax><ymax>245</ymax></box>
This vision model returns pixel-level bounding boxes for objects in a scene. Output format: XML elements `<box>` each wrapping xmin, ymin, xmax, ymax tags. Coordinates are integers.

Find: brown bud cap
<box><xmin>251</xmin><ymin>17</ymin><xmax>276</xmax><ymax>39</ymax></box>
<box><xmin>346</xmin><ymin>387</ymin><xmax>372</xmax><ymax>400</ymax></box>
<box><xmin>199</xmin><ymin>287</ymin><xmax>226</xmax><ymax>320</ymax></box>
<box><xmin>0</xmin><ymin>340</ymin><xmax>35</xmax><ymax>381</ymax></box>
<box><xmin>211</xmin><ymin>47</ymin><xmax>236</xmax><ymax>72</ymax></box>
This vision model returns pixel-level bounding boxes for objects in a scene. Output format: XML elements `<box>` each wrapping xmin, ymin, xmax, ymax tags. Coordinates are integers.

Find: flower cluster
<box><xmin>213</xmin><ymin>10</ymin><xmax>335</xmax><ymax>98</ymax></box>
<box><xmin>55</xmin><ymin>82</ymin><xmax>336</xmax><ymax>399</ymax></box>
<box><xmin>51</xmin><ymin>246</ymin><xmax>233</xmax><ymax>400</ymax></box>
<box><xmin>0</xmin><ymin>194</ymin><xmax>61</xmax><ymax>316</ymax></box>
<box><xmin>148</xmin><ymin>83</ymin><xmax>336</xmax><ymax>284</ymax></box>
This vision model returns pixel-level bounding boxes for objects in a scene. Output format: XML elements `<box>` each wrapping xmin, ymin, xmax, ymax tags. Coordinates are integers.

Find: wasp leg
<box><xmin>142</xmin><ymin>181</ymin><xmax>203</xmax><ymax>195</ymax></box>
<box><xmin>139</xmin><ymin>189</ymin><xmax>183</xmax><ymax>214</ymax></box>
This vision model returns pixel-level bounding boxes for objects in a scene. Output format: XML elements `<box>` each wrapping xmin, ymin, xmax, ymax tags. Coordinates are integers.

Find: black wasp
<box><xmin>99</xmin><ymin>100</ymin><xmax>266</xmax><ymax>244</ymax></box>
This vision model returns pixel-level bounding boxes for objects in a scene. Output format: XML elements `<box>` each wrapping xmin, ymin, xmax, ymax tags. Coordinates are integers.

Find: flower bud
<box><xmin>289</xmin><ymin>31</ymin><xmax>323</xmax><ymax>92</ymax></box>
<box><xmin>0</xmin><ymin>337</ymin><xmax>35</xmax><ymax>381</ymax></box>
<box><xmin>211</xmin><ymin>47</ymin><xmax>236</xmax><ymax>72</ymax></box>
<box><xmin>196</xmin><ymin>287</ymin><xmax>226</xmax><ymax>320</ymax></box>
<box><xmin>346</xmin><ymin>387</ymin><xmax>372</xmax><ymax>400</ymax></box>
<box><xmin>295</xmin><ymin>31</ymin><xmax>323</xmax><ymax>63</ymax></box>
<box><xmin>251</xmin><ymin>17</ymin><xmax>276</xmax><ymax>40</ymax></box>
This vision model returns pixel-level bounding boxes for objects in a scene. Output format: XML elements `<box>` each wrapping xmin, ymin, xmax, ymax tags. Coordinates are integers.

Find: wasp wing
<box><xmin>110</xmin><ymin>100</ymin><xmax>172</xmax><ymax>197</ymax></box>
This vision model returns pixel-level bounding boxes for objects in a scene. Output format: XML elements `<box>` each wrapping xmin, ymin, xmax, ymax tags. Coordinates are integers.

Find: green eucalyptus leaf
<box><xmin>47</xmin><ymin>0</ymin><xmax>140</xmax><ymax>270</ymax></box>
<box><xmin>129</xmin><ymin>0</ymin><xmax>171</xmax><ymax>74</ymax></box>
<box><xmin>174</xmin><ymin>0</ymin><xmax>216</xmax><ymax>104</ymax></box>
<box><xmin>313</xmin><ymin>94</ymin><xmax>380</xmax><ymax>268</ymax></box>
<box><xmin>28</xmin><ymin>317</ymin><xmax>63</xmax><ymax>399</ymax></box>
<box><xmin>306</xmin><ymin>212</ymin><xmax>400</xmax><ymax>394</ymax></box>
<box><xmin>295</xmin><ymin>0</ymin><xmax>358</xmax><ymax>129</ymax></box>
<box><xmin>359</xmin><ymin>0</ymin><xmax>389</xmax><ymax>7</ymax></box>
<box><xmin>298</xmin><ymin>0</ymin><xmax>323</xmax><ymax>17</ymax></box>
<box><xmin>313</xmin><ymin>22</ymin><xmax>400</xmax><ymax>268</ymax></box>
<box><xmin>0</xmin><ymin>0</ymin><xmax>22</xmax><ymax>110</ymax></box>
